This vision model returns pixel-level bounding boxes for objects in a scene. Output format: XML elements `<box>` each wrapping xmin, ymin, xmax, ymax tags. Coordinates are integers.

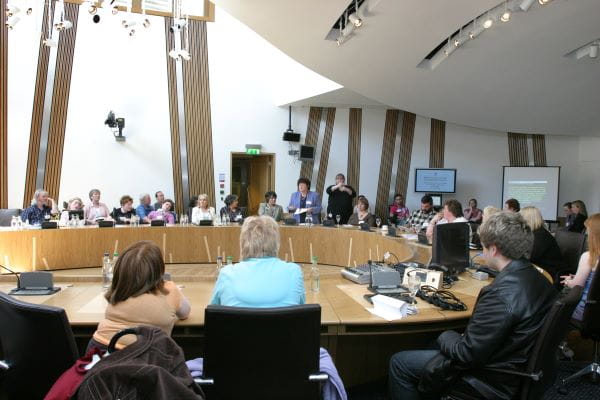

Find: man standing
<box><xmin>154</xmin><ymin>191</ymin><xmax>165</xmax><ymax>210</ymax></box>
<box><xmin>406</xmin><ymin>195</ymin><xmax>436</xmax><ymax>229</ymax></box>
<box><xmin>326</xmin><ymin>173</ymin><xmax>356</xmax><ymax>224</ymax></box>
<box><xmin>388</xmin><ymin>212</ymin><xmax>555</xmax><ymax>399</ymax></box>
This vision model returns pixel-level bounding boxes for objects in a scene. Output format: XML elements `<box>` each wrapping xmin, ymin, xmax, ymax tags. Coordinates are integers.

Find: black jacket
<box><xmin>420</xmin><ymin>259</ymin><xmax>556</xmax><ymax>399</ymax></box>
<box><xmin>530</xmin><ymin>228</ymin><xmax>563</xmax><ymax>277</ymax></box>
<box><xmin>568</xmin><ymin>213</ymin><xmax>587</xmax><ymax>233</ymax></box>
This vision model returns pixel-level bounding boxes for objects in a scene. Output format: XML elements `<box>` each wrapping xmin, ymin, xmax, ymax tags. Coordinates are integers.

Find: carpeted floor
<box><xmin>347</xmin><ymin>361</ymin><xmax>600</xmax><ymax>400</ymax></box>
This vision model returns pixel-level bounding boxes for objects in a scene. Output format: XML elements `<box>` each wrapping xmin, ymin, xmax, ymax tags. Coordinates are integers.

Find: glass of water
<box><xmin>336</xmin><ymin>214</ymin><xmax>341</xmax><ymax>226</ymax></box>
<box><xmin>376</xmin><ymin>217</ymin><xmax>382</xmax><ymax>229</ymax></box>
<box><xmin>408</xmin><ymin>271</ymin><xmax>420</xmax><ymax>303</ymax></box>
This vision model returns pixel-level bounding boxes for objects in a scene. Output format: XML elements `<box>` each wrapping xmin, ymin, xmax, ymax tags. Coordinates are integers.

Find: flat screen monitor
<box><xmin>502</xmin><ymin>166</ymin><xmax>560</xmax><ymax>220</ymax></box>
<box><xmin>415</xmin><ymin>169</ymin><xmax>456</xmax><ymax>193</ymax></box>
<box><xmin>431</xmin><ymin>222</ymin><xmax>470</xmax><ymax>275</ymax></box>
<box><xmin>299</xmin><ymin>145</ymin><xmax>315</xmax><ymax>161</ymax></box>
<box><xmin>430</xmin><ymin>194</ymin><xmax>442</xmax><ymax>207</ymax></box>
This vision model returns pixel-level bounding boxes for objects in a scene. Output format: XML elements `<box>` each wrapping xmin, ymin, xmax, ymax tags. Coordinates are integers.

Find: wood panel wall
<box><xmin>300</xmin><ymin>107</ymin><xmax>323</xmax><ymax>181</ymax></box>
<box><xmin>0</xmin><ymin>0</ymin><xmax>7</xmax><ymax>207</ymax></box>
<box><xmin>183</xmin><ymin>20</ymin><xmax>215</xmax><ymax>207</ymax></box>
<box><xmin>532</xmin><ymin>134</ymin><xmax>547</xmax><ymax>167</ymax></box>
<box><xmin>347</xmin><ymin>108</ymin><xmax>362</xmax><ymax>200</ymax></box>
<box><xmin>507</xmin><ymin>132</ymin><xmax>529</xmax><ymax>167</ymax></box>
<box><xmin>43</xmin><ymin>2</ymin><xmax>79</xmax><ymax>201</ymax></box>
<box><xmin>23</xmin><ymin>1</ymin><xmax>50</xmax><ymax>207</ymax></box>
<box><xmin>429</xmin><ymin>118</ymin><xmax>445</xmax><ymax>168</ymax></box>
<box><xmin>315</xmin><ymin>108</ymin><xmax>336</xmax><ymax>196</ymax></box>
<box><xmin>394</xmin><ymin>112</ymin><xmax>416</xmax><ymax>198</ymax></box>
<box><xmin>374</xmin><ymin>110</ymin><xmax>399</xmax><ymax>218</ymax></box>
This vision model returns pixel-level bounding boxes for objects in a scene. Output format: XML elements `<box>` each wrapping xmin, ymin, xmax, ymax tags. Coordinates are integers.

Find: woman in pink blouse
<box><xmin>463</xmin><ymin>198</ymin><xmax>483</xmax><ymax>224</ymax></box>
<box><xmin>84</xmin><ymin>189</ymin><xmax>111</xmax><ymax>224</ymax></box>
<box><xmin>148</xmin><ymin>199</ymin><xmax>176</xmax><ymax>224</ymax></box>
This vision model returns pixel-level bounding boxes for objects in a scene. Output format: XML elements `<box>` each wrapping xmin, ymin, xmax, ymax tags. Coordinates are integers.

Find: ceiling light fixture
<box><xmin>483</xmin><ymin>13</ymin><xmax>493</xmax><ymax>29</ymax></box>
<box><xmin>348</xmin><ymin>0</ymin><xmax>362</xmax><ymax>28</ymax></box>
<box><xmin>590</xmin><ymin>44</ymin><xmax>599</xmax><ymax>59</ymax></box>
<box><xmin>501</xmin><ymin>2</ymin><xmax>511</xmax><ymax>22</ymax></box>
<box><xmin>520</xmin><ymin>0</ymin><xmax>536</xmax><ymax>11</ymax></box>
<box><xmin>538</xmin><ymin>0</ymin><xmax>551</xmax><ymax>4</ymax></box>
<box><xmin>6</xmin><ymin>5</ymin><xmax>20</xmax><ymax>17</ymax></box>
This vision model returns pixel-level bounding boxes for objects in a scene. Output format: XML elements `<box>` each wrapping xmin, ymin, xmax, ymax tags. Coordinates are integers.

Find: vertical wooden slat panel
<box><xmin>165</xmin><ymin>18</ymin><xmax>184</xmax><ymax>214</ymax></box>
<box><xmin>507</xmin><ymin>132</ymin><xmax>529</xmax><ymax>167</ymax></box>
<box><xmin>299</xmin><ymin>107</ymin><xmax>322</xmax><ymax>180</ymax></box>
<box><xmin>315</xmin><ymin>108</ymin><xmax>335</xmax><ymax>196</ymax></box>
<box><xmin>23</xmin><ymin>1</ymin><xmax>50</xmax><ymax>207</ymax></box>
<box><xmin>0</xmin><ymin>0</ymin><xmax>7</xmax><ymax>207</ymax></box>
<box><xmin>43</xmin><ymin>2</ymin><xmax>79</xmax><ymax>201</ymax></box>
<box><xmin>532</xmin><ymin>134</ymin><xmax>547</xmax><ymax>167</ymax></box>
<box><xmin>395</xmin><ymin>112</ymin><xmax>415</xmax><ymax>198</ymax></box>
<box><xmin>347</xmin><ymin>108</ymin><xmax>362</xmax><ymax>200</ymax></box>
<box><xmin>429</xmin><ymin>118</ymin><xmax>445</xmax><ymax>168</ymax></box>
<box><xmin>375</xmin><ymin>110</ymin><xmax>399</xmax><ymax>218</ymax></box>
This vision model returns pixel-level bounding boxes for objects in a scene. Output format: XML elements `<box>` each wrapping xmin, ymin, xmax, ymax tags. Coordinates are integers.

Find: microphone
<box><xmin>368</xmin><ymin>259</ymin><xmax>374</xmax><ymax>289</ymax></box>
<box><xmin>0</xmin><ymin>263</ymin><xmax>21</xmax><ymax>290</ymax></box>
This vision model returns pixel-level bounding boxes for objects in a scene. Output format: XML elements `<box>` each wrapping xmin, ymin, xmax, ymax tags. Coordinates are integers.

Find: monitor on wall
<box><xmin>299</xmin><ymin>145</ymin><xmax>315</xmax><ymax>161</ymax></box>
<box><xmin>415</xmin><ymin>169</ymin><xmax>456</xmax><ymax>193</ymax></box>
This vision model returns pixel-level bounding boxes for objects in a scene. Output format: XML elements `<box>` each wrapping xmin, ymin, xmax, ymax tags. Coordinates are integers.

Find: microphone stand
<box><xmin>0</xmin><ymin>263</ymin><xmax>21</xmax><ymax>291</ymax></box>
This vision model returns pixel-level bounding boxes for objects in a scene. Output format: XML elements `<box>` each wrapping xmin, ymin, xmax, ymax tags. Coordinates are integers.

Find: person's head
<box><xmin>225</xmin><ymin>194</ymin><xmax>239</xmax><ymax>209</ymax></box>
<box><xmin>469</xmin><ymin>199</ymin><xmax>478</xmax><ymax>209</ymax></box>
<box><xmin>482</xmin><ymin>206</ymin><xmax>501</xmax><ymax>224</ymax></box>
<box><xmin>89</xmin><ymin>189</ymin><xmax>101</xmax><ymax>203</ymax></box>
<box><xmin>264</xmin><ymin>191</ymin><xmax>277</xmax><ymax>206</ymax></box>
<box><xmin>563</xmin><ymin>202</ymin><xmax>572</xmax><ymax>216</ymax></box>
<box><xmin>105</xmin><ymin>241</ymin><xmax>165</xmax><ymax>305</ymax></box>
<box><xmin>519</xmin><ymin>206</ymin><xmax>545</xmax><ymax>231</ymax></box>
<box><xmin>197</xmin><ymin>194</ymin><xmax>209</xmax><ymax>209</ymax></box>
<box><xmin>357</xmin><ymin>197</ymin><xmax>369</xmax><ymax>212</ymax></box>
<box><xmin>584</xmin><ymin>214</ymin><xmax>600</xmax><ymax>268</ymax></box>
<box><xmin>572</xmin><ymin>200</ymin><xmax>588</xmax><ymax>217</ymax></box>
<box><xmin>420</xmin><ymin>195</ymin><xmax>433</xmax><ymax>212</ymax></box>
<box><xmin>443</xmin><ymin>199</ymin><xmax>463</xmax><ymax>221</ymax></box>
<box><xmin>335</xmin><ymin>173</ymin><xmax>345</xmax><ymax>185</ymax></box>
<box><xmin>393</xmin><ymin>194</ymin><xmax>404</xmax><ymax>206</ymax></box>
<box><xmin>140</xmin><ymin>193</ymin><xmax>151</xmax><ymax>206</ymax></box>
<box><xmin>32</xmin><ymin>189</ymin><xmax>49</xmax><ymax>207</ymax></box>
<box><xmin>67</xmin><ymin>197</ymin><xmax>83</xmax><ymax>211</ymax></box>
<box><xmin>478</xmin><ymin>211</ymin><xmax>533</xmax><ymax>270</ymax></box>
<box><xmin>120</xmin><ymin>195</ymin><xmax>134</xmax><ymax>211</ymax></box>
<box><xmin>504</xmin><ymin>198</ymin><xmax>520</xmax><ymax>212</ymax></box>
<box><xmin>155</xmin><ymin>191</ymin><xmax>165</xmax><ymax>203</ymax></box>
<box><xmin>162</xmin><ymin>199</ymin><xmax>174</xmax><ymax>212</ymax></box>
<box><xmin>240</xmin><ymin>216</ymin><xmax>280</xmax><ymax>260</ymax></box>
<box><xmin>297</xmin><ymin>177</ymin><xmax>311</xmax><ymax>193</ymax></box>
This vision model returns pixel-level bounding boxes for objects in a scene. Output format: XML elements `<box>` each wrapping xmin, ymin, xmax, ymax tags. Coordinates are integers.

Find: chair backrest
<box><xmin>203</xmin><ymin>304</ymin><xmax>321</xmax><ymax>400</ymax></box>
<box><xmin>0</xmin><ymin>209</ymin><xmax>20</xmax><ymax>227</ymax></box>
<box><xmin>520</xmin><ymin>286</ymin><xmax>583</xmax><ymax>400</ymax></box>
<box><xmin>581</xmin><ymin>263</ymin><xmax>600</xmax><ymax>341</ymax></box>
<box><xmin>555</xmin><ymin>230</ymin><xmax>586</xmax><ymax>274</ymax></box>
<box><xmin>0</xmin><ymin>292</ymin><xmax>79</xmax><ymax>399</ymax></box>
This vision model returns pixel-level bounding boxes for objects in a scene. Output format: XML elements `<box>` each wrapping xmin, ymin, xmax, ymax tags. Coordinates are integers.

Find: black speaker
<box><xmin>322</xmin><ymin>220</ymin><xmax>335</xmax><ymax>227</ymax></box>
<box><xmin>284</xmin><ymin>218</ymin><xmax>298</xmax><ymax>225</ymax></box>
<box><xmin>41</xmin><ymin>221</ymin><xmax>58</xmax><ymax>229</ymax></box>
<box><xmin>283</xmin><ymin>131</ymin><xmax>301</xmax><ymax>142</ymax></box>
<box><xmin>151</xmin><ymin>220</ymin><xmax>165</xmax><ymax>227</ymax></box>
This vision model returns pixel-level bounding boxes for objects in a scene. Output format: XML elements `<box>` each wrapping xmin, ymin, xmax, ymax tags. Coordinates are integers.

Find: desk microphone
<box><xmin>0</xmin><ymin>263</ymin><xmax>21</xmax><ymax>290</ymax></box>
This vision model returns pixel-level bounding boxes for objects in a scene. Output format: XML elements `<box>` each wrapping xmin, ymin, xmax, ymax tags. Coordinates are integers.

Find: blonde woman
<box><xmin>482</xmin><ymin>206</ymin><xmax>501</xmax><ymax>224</ymax></box>
<box><xmin>192</xmin><ymin>194</ymin><xmax>216</xmax><ymax>224</ymax></box>
<box><xmin>520</xmin><ymin>206</ymin><xmax>563</xmax><ymax>277</ymax></box>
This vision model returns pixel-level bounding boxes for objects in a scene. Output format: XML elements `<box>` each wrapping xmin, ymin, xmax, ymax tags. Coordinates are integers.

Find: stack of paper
<box><xmin>367</xmin><ymin>294</ymin><xmax>409</xmax><ymax>321</ymax></box>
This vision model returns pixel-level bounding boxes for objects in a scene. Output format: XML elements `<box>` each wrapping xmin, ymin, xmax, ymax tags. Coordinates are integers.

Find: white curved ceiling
<box><xmin>213</xmin><ymin>0</ymin><xmax>600</xmax><ymax>136</ymax></box>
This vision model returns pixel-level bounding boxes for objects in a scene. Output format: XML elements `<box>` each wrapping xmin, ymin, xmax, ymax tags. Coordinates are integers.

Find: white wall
<box><xmin>577</xmin><ymin>137</ymin><xmax>600</xmax><ymax>213</ymax></box>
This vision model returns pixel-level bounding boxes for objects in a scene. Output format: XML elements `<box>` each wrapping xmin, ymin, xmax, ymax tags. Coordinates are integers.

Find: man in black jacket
<box><xmin>389</xmin><ymin>211</ymin><xmax>556</xmax><ymax>400</ymax></box>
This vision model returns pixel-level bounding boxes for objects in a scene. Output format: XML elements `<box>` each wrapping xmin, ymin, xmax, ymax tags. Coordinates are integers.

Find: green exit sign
<box><xmin>246</xmin><ymin>148</ymin><xmax>260</xmax><ymax>155</ymax></box>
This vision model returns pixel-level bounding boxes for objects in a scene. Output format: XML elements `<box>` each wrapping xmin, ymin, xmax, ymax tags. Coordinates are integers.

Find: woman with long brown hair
<box><xmin>567</xmin><ymin>200</ymin><xmax>588</xmax><ymax>233</ymax></box>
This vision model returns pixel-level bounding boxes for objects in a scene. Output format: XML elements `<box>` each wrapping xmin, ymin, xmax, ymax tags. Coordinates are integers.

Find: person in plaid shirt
<box><xmin>406</xmin><ymin>195</ymin><xmax>436</xmax><ymax>228</ymax></box>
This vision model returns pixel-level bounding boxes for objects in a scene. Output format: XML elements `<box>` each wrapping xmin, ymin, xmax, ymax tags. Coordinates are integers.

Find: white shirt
<box><xmin>192</xmin><ymin>207</ymin><xmax>215</xmax><ymax>224</ymax></box>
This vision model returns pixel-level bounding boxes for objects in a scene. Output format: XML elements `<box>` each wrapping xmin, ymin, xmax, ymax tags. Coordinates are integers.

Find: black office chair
<box><xmin>0</xmin><ymin>292</ymin><xmax>79</xmax><ymax>399</ymax></box>
<box><xmin>555</xmin><ymin>230</ymin><xmax>587</xmax><ymax>276</ymax></box>
<box><xmin>560</xmin><ymin>267</ymin><xmax>600</xmax><ymax>390</ymax></box>
<box><xmin>444</xmin><ymin>286</ymin><xmax>583</xmax><ymax>400</ymax></box>
<box><xmin>0</xmin><ymin>209</ymin><xmax>20</xmax><ymax>227</ymax></box>
<box><xmin>196</xmin><ymin>304</ymin><xmax>327</xmax><ymax>400</ymax></box>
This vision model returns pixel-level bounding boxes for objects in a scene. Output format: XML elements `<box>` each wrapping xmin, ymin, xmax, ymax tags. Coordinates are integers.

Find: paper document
<box><xmin>402</xmin><ymin>233</ymin><xmax>418</xmax><ymax>241</ymax></box>
<box><xmin>294</xmin><ymin>208</ymin><xmax>309</xmax><ymax>215</ymax></box>
<box><xmin>366</xmin><ymin>294</ymin><xmax>409</xmax><ymax>321</ymax></box>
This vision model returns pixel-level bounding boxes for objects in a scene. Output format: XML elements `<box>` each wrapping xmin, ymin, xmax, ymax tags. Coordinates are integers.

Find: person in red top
<box><xmin>389</xmin><ymin>194</ymin><xmax>410</xmax><ymax>225</ymax></box>
<box><xmin>463</xmin><ymin>198</ymin><xmax>483</xmax><ymax>224</ymax></box>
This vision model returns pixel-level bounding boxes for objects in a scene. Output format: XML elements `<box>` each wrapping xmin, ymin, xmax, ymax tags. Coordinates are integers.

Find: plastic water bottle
<box><xmin>306</xmin><ymin>214</ymin><xmax>313</xmax><ymax>227</ymax></box>
<box><xmin>10</xmin><ymin>216</ymin><xmax>17</xmax><ymax>230</ymax></box>
<box><xmin>226</xmin><ymin>256</ymin><xmax>233</xmax><ymax>265</ymax></box>
<box><xmin>102</xmin><ymin>253</ymin><xmax>112</xmax><ymax>289</ymax></box>
<box><xmin>216</xmin><ymin>256</ymin><xmax>223</xmax><ymax>275</ymax></box>
<box><xmin>310</xmin><ymin>256</ymin><xmax>320</xmax><ymax>293</ymax></box>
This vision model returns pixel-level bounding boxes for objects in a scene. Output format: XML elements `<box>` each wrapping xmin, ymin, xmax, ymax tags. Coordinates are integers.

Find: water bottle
<box><xmin>310</xmin><ymin>256</ymin><xmax>320</xmax><ymax>293</ymax></box>
<box><xmin>226</xmin><ymin>256</ymin><xmax>233</xmax><ymax>265</ymax></box>
<box><xmin>10</xmin><ymin>216</ymin><xmax>17</xmax><ymax>230</ymax></box>
<box><xmin>306</xmin><ymin>214</ymin><xmax>313</xmax><ymax>227</ymax></box>
<box><xmin>216</xmin><ymin>256</ymin><xmax>223</xmax><ymax>275</ymax></box>
<box><xmin>102</xmin><ymin>252</ymin><xmax>111</xmax><ymax>289</ymax></box>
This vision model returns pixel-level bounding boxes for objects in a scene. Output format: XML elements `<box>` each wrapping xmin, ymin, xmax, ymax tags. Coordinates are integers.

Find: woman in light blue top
<box><xmin>210</xmin><ymin>216</ymin><xmax>305</xmax><ymax>307</ymax></box>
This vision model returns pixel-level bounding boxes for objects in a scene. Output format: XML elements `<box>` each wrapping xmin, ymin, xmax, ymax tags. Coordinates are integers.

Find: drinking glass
<box><xmin>407</xmin><ymin>272</ymin><xmax>421</xmax><ymax>303</ymax></box>
<box><xmin>336</xmin><ymin>214</ymin><xmax>341</xmax><ymax>226</ymax></box>
<box><xmin>376</xmin><ymin>217</ymin><xmax>382</xmax><ymax>229</ymax></box>
<box><xmin>306</xmin><ymin>214</ymin><xmax>313</xmax><ymax>227</ymax></box>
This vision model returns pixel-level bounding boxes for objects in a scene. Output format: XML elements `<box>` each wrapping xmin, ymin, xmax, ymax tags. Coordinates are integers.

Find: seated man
<box><xmin>389</xmin><ymin>211</ymin><xmax>555</xmax><ymax>400</ymax></box>
<box><xmin>406</xmin><ymin>195</ymin><xmax>436</xmax><ymax>229</ymax></box>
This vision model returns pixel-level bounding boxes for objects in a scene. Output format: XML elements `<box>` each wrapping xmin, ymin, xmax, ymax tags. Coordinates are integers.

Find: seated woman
<box><xmin>463</xmin><ymin>198</ymin><xmax>483</xmax><ymax>224</ymax></box>
<box><xmin>111</xmin><ymin>195</ymin><xmax>137</xmax><ymax>224</ymax></box>
<box><xmin>84</xmin><ymin>189</ymin><xmax>111</xmax><ymax>225</ymax></box>
<box><xmin>348</xmin><ymin>197</ymin><xmax>376</xmax><ymax>227</ymax></box>
<box><xmin>220</xmin><ymin>194</ymin><xmax>244</xmax><ymax>223</ymax></box>
<box><xmin>258</xmin><ymin>191</ymin><xmax>284</xmax><ymax>222</ymax></box>
<box><xmin>147</xmin><ymin>199</ymin><xmax>176</xmax><ymax>224</ymax></box>
<box><xmin>520</xmin><ymin>206</ymin><xmax>563</xmax><ymax>278</ymax></box>
<box><xmin>504</xmin><ymin>198</ymin><xmax>521</xmax><ymax>213</ymax></box>
<box><xmin>568</xmin><ymin>200</ymin><xmax>588</xmax><ymax>233</ymax></box>
<box><xmin>389</xmin><ymin>193</ymin><xmax>410</xmax><ymax>225</ymax></box>
<box><xmin>562</xmin><ymin>213</ymin><xmax>599</xmax><ymax>321</ymax></box>
<box><xmin>210</xmin><ymin>216</ymin><xmax>305</xmax><ymax>307</ymax></box>
<box><xmin>88</xmin><ymin>241</ymin><xmax>190</xmax><ymax>351</ymax></box>
<box><xmin>191</xmin><ymin>193</ymin><xmax>216</xmax><ymax>224</ymax></box>
<box><xmin>426</xmin><ymin>199</ymin><xmax>469</xmax><ymax>239</ymax></box>
<box><xmin>59</xmin><ymin>197</ymin><xmax>84</xmax><ymax>226</ymax></box>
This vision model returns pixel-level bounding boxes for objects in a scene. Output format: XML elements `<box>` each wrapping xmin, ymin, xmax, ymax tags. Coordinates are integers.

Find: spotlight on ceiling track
<box><xmin>538</xmin><ymin>0</ymin><xmax>551</xmax><ymax>4</ymax></box>
<box><xmin>26</xmin><ymin>7</ymin><xmax>32</xmax><ymax>15</ymax></box>
<box><xmin>501</xmin><ymin>11</ymin><xmax>511</xmax><ymax>22</ymax></box>
<box><xmin>348</xmin><ymin>13</ymin><xmax>362</xmax><ymax>28</ymax></box>
<box><xmin>88</xmin><ymin>5</ymin><xmax>97</xmax><ymax>15</ymax></box>
<box><xmin>520</xmin><ymin>0</ymin><xmax>536</xmax><ymax>11</ymax></box>
<box><xmin>55</xmin><ymin>20</ymin><xmax>73</xmax><ymax>31</ymax></box>
<box><xmin>483</xmin><ymin>17</ymin><xmax>493</xmax><ymax>29</ymax></box>
<box><xmin>5</xmin><ymin>15</ymin><xmax>19</xmax><ymax>29</ymax></box>
<box><xmin>112</xmin><ymin>5</ymin><xmax>119</xmax><ymax>15</ymax></box>
<box><xmin>590</xmin><ymin>44</ymin><xmax>599</xmax><ymax>59</ymax></box>
<box><xmin>6</xmin><ymin>5</ymin><xmax>20</xmax><ymax>17</ymax></box>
